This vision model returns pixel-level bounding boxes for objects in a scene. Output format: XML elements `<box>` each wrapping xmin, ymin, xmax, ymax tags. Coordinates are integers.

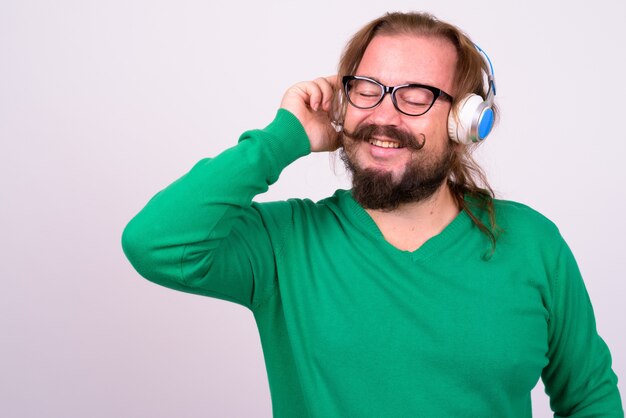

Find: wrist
<box><xmin>259</xmin><ymin>109</ymin><xmax>311</xmax><ymax>164</ymax></box>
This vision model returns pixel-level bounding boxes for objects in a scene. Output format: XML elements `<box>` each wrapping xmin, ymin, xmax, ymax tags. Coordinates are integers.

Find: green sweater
<box><xmin>122</xmin><ymin>109</ymin><xmax>622</xmax><ymax>417</ymax></box>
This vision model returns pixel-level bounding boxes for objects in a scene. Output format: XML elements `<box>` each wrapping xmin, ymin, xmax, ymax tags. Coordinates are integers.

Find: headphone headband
<box><xmin>474</xmin><ymin>44</ymin><xmax>496</xmax><ymax>104</ymax></box>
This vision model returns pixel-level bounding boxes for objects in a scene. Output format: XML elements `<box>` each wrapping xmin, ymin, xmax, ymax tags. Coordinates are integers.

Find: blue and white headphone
<box><xmin>447</xmin><ymin>44</ymin><xmax>496</xmax><ymax>145</ymax></box>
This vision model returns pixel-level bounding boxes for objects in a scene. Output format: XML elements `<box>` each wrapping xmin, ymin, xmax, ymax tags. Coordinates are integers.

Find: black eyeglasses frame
<box><xmin>342</xmin><ymin>75</ymin><xmax>454</xmax><ymax>117</ymax></box>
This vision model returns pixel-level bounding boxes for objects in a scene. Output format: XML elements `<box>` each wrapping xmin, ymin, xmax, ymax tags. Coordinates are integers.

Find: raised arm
<box><xmin>121</xmin><ymin>77</ymin><xmax>340</xmax><ymax>309</ymax></box>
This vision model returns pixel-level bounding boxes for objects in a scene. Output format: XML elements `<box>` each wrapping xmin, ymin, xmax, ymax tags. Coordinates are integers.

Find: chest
<box><xmin>277</xmin><ymin>244</ymin><xmax>550</xmax><ymax>395</ymax></box>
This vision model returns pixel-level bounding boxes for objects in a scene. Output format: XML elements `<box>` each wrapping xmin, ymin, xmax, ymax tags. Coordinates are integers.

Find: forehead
<box><xmin>356</xmin><ymin>35</ymin><xmax>457</xmax><ymax>92</ymax></box>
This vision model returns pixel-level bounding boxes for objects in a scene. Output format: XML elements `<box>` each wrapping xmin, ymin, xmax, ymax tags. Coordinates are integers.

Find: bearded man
<box><xmin>122</xmin><ymin>11</ymin><xmax>622</xmax><ymax>417</ymax></box>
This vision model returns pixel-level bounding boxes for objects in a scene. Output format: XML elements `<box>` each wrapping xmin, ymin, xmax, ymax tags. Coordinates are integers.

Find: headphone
<box><xmin>447</xmin><ymin>44</ymin><xmax>497</xmax><ymax>145</ymax></box>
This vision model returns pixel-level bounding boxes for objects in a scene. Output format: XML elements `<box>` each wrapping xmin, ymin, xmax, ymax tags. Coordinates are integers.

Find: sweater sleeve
<box><xmin>542</xmin><ymin>239</ymin><xmax>623</xmax><ymax>417</ymax></box>
<box><xmin>121</xmin><ymin>109</ymin><xmax>310</xmax><ymax>309</ymax></box>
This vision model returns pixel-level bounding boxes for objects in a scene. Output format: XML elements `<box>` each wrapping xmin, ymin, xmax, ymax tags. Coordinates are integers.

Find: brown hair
<box><xmin>334</xmin><ymin>11</ymin><xmax>501</xmax><ymax>252</ymax></box>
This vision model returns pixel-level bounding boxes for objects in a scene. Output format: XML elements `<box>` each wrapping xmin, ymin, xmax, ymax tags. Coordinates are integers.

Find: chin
<box><xmin>354</xmin><ymin>150</ymin><xmax>413</xmax><ymax>180</ymax></box>
<box><xmin>340</xmin><ymin>140</ymin><xmax>454</xmax><ymax>210</ymax></box>
<box><xmin>363</xmin><ymin>158</ymin><xmax>414</xmax><ymax>184</ymax></box>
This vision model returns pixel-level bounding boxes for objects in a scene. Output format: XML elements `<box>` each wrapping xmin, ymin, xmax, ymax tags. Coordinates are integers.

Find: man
<box><xmin>122</xmin><ymin>12</ymin><xmax>623</xmax><ymax>417</ymax></box>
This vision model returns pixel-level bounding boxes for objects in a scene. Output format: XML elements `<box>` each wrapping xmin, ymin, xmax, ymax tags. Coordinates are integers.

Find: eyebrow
<box><xmin>355</xmin><ymin>74</ymin><xmax>439</xmax><ymax>88</ymax></box>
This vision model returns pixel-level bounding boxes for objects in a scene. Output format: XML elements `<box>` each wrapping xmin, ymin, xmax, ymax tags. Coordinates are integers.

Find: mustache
<box><xmin>342</xmin><ymin>124</ymin><xmax>426</xmax><ymax>150</ymax></box>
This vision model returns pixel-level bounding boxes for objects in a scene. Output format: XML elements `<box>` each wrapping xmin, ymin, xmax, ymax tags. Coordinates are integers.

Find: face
<box><xmin>341</xmin><ymin>34</ymin><xmax>458</xmax><ymax>209</ymax></box>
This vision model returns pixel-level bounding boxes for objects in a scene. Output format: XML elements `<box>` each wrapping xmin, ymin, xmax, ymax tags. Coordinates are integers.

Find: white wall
<box><xmin>1</xmin><ymin>0</ymin><xmax>624</xmax><ymax>416</ymax></box>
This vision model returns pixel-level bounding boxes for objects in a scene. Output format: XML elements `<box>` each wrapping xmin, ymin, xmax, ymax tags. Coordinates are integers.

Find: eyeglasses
<box><xmin>342</xmin><ymin>75</ymin><xmax>454</xmax><ymax>116</ymax></box>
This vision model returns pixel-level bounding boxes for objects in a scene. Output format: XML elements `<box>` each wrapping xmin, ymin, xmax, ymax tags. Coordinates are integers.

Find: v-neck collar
<box><xmin>334</xmin><ymin>189</ymin><xmax>474</xmax><ymax>262</ymax></box>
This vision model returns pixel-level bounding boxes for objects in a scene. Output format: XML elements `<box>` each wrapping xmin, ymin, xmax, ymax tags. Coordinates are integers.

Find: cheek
<box><xmin>417</xmin><ymin>114</ymin><xmax>451</xmax><ymax>148</ymax></box>
<box><xmin>342</xmin><ymin>107</ymin><xmax>367</xmax><ymax>130</ymax></box>
<box><xmin>435</xmin><ymin>106</ymin><xmax>453</xmax><ymax>137</ymax></box>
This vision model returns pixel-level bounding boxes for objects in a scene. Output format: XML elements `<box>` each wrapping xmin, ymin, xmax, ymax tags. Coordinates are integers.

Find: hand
<box><xmin>280</xmin><ymin>76</ymin><xmax>341</xmax><ymax>153</ymax></box>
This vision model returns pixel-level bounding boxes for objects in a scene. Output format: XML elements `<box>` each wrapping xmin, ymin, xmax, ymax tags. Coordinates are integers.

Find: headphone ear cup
<box><xmin>447</xmin><ymin>108</ymin><xmax>462</xmax><ymax>144</ymax></box>
<box><xmin>448</xmin><ymin>93</ymin><xmax>495</xmax><ymax>145</ymax></box>
<box><xmin>448</xmin><ymin>94</ymin><xmax>483</xmax><ymax>144</ymax></box>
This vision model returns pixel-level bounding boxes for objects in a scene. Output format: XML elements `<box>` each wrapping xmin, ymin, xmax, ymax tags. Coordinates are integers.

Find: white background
<box><xmin>1</xmin><ymin>0</ymin><xmax>624</xmax><ymax>416</ymax></box>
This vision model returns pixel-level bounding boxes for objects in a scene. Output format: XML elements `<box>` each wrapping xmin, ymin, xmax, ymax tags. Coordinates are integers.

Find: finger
<box><xmin>324</xmin><ymin>74</ymin><xmax>340</xmax><ymax>88</ymax></box>
<box><xmin>301</xmin><ymin>81</ymin><xmax>323</xmax><ymax>112</ymax></box>
<box><xmin>314</xmin><ymin>77</ymin><xmax>337</xmax><ymax>111</ymax></box>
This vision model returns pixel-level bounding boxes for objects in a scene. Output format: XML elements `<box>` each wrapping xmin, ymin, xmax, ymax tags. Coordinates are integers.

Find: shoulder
<box><xmin>489</xmin><ymin>199</ymin><xmax>568</xmax><ymax>258</ymax></box>
<box><xmin>260</xmin><ymin>189</ymin><xmax>351</xmax><ymax>214</ymax></box>
<box><xmin>493</xmin><ymin>199</ymin><xmax>560</xmax><ymax>236</ymax></box>
<box><xmin>250</xmin><ymin>190</ymin><xmax>349</xmax><ymax>226</ymax></box>
<box><xmin>248</xmin><ymin>191</ymin><xmax>351</xmax><ymax>252</ymax></box>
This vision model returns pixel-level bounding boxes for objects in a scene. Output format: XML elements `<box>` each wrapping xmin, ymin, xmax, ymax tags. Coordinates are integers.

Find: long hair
<box><xmin>334</xmin><ymin>12</ymin><xmax>501</xmax><ymax>251</ymax></box>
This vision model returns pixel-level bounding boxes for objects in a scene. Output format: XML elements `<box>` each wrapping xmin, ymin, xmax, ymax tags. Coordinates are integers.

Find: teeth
<box><xmin>370</xmin><ymin>139</ymin><xmax>400</xmax><ymax>148</ymax></box>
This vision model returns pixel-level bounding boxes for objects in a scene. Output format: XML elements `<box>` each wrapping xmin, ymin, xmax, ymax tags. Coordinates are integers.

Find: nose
<box><xmin>368</xmin><ymin>92</ymin><xmax>402</xmax><ymax>126</ymax></box>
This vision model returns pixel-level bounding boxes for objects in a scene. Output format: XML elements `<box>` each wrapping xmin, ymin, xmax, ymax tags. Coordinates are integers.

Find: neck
<box><xmin>365</xmin><ymin>182</ymin><xmax>460</xmax><ymax>252</ymax></box>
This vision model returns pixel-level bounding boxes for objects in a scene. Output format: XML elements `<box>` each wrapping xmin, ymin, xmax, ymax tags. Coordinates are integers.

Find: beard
<box><xmin>340</xmin><ymin>123</ymin><xmax>454</xmax><ymax>211</ymax></box>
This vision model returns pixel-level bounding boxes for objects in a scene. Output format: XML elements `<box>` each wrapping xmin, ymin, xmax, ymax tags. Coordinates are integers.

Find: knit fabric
<box><xmin>123</xmin><ymin>109</ymin><xmax>622</xmax><ymax>417</ymax></box>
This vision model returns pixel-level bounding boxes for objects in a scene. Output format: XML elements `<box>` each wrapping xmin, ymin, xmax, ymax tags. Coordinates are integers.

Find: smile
<box><xmin>369</xmin><ymin>139</ymin><xmax>402</xmax><ymax>149</ymax></box>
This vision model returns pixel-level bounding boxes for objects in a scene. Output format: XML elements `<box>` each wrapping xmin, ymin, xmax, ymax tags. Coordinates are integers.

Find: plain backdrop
<box><xmin>1</xmin><ymin>0</ymin><xmax>624</xmax><ymax>417</ymax></box>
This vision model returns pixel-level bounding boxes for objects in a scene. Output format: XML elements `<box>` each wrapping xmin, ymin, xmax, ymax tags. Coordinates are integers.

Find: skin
<box><xmin>280</xmin><ymin>35</ymin><xmax>462</xmax><ymax>251</ymax></box>
<box><xmin>279</xmin><ymin>75</ymin><xmax>340</xmax><ymax>153</ymax></box>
